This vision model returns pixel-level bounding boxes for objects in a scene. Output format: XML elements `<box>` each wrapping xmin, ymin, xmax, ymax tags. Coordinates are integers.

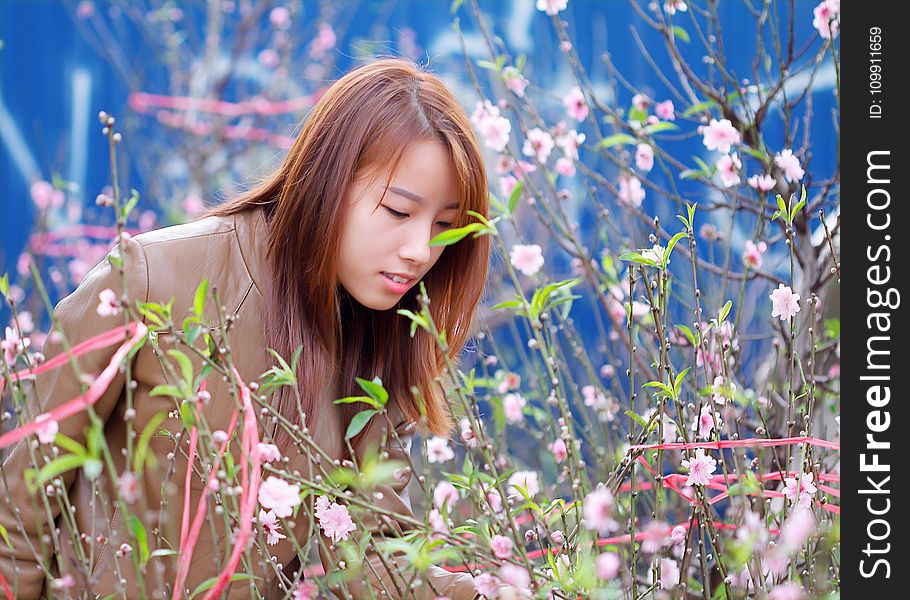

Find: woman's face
<box><xmin>337</xmin><ymin>139</ymin><xmax>461</xmax><ymax>311</ymax></box>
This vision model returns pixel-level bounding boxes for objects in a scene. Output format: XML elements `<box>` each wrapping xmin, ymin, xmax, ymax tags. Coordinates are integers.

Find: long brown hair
<box><xmin>205</xmin><ymin>57</ymin><xmax>490</xmax><ymax>452</ymax></box>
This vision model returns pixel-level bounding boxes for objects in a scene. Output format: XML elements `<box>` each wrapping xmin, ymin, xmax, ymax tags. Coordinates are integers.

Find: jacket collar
<box><xmin>232</xmin><ymin>206</ymin><xmax>271</xmax><ymax>298</ymax></box>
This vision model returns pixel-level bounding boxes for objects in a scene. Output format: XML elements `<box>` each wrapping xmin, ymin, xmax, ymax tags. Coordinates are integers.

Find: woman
<box><xmin>0</xmin><ymin>57</ymin><xmax>492</xmax><ymax>599</ymax></box>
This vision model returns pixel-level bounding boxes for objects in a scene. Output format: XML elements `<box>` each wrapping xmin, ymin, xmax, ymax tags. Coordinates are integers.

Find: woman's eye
<box><xmin>384</xmin><ymin>206</ymin><xmax>409</xmax><ymax>219</ymax></box>
<box><xmin>436</xmin><ymin>221</ymin><xmax>453</xmax><ymax>229</ymax></box>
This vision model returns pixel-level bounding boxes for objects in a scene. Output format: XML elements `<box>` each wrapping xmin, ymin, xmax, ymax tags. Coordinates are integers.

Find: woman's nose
<box><xmin>398</xmin><ymin>223</ymin><xmax>434</xmax><ymax>266</ymax></box>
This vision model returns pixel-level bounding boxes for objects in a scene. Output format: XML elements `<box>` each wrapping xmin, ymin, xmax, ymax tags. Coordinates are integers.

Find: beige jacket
<box><xmin>0</xmin><ymin>208</ymin><xmax>478</xmax><ymax>599</ymax></box>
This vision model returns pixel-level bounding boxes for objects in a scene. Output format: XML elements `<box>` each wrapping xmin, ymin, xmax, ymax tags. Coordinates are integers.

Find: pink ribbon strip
<box><xmin>128</xmin><ymin>91</ymin><xmax>318</xmax><ymax>117</ymax></box>
<box><xmin>0</xmin><ymin>322</ymin><xmax>147</xmax><ymax>449</ymax></box>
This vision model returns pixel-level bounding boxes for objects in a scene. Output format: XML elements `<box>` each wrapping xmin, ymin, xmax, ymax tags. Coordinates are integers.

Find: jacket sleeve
<box><xmin>0</xmin><ymin>238</ymin><xmax>148</xmax><ymax>599</ymax></box>
<box><xmin>319</xmin><ymin>413</ymin><xmax>479</xmax><ymax>600</ymax></box>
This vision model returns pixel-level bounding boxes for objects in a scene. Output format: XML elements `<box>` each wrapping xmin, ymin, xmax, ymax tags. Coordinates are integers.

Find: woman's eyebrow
<box><xmin>389</xmin><ymin>186</ymin><xmax>459</xmax><ymax>210</ymax></box>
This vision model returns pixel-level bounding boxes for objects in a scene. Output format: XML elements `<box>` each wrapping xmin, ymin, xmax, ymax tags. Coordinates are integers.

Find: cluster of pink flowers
<box><xmin>314</xmin><ymin>495</ymin><xmax>356</xmax><ymax>544</ymax></box>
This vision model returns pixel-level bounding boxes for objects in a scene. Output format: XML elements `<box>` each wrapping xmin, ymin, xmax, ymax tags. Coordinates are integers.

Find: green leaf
<box><xmin>718</xmin><ymin>300</ymin><xmax>733</xmax><ymax>324</ymax></box>
<box><xmin>664</xmin><ymin>232</ymin><xmax>687</xmax><ymax>263</ymax></box>
<box><xmin>741</xmin><ymin>147</ymin><xmax>768</xmax><ymax>163</ymax></box>
<box><xmin>346</xmin><ymin>409</ymin><xmax>378</xmax><ymax>439</ymax></box>
<box><xmin>189</xmin><ymin>574</ymin><xmax>258</xmax><ymax>599</ymax></box>
<box><xmin>193</xmin><ymin>278</ymin><xmax>208</xmax><ymax>321</ymax></box>
<box><xmin>25</xmin><ymin>454</ymin><xmax>85</xmax><ymax>493</ymax></box>
<box><xmin>490</xmin><ymin>299</ymin><xmax>523</xmax><ymax>311</ymax></box>
<box><xmin>597</xmin><ymin>133</ymin><xmax>637</xmax><ymax>149</ymax></box>
<box><xmin>642</xmin><ymin>121</ymin><xmax>679</xmax><ymax>135</ymax></box>
<box><xmin>129</xmin><ymin>513</ymin><xmax>150</xmax><ymax>565</ymax></box>
<box><xmin>0</xmin><ymin>524</ymin><xmax>11</xmax><ymax>550</ymax></box>
<box><xmin>791</xmin><ymin>185</ymin><xmax>807</xmax><ymax>219</ymax></box>
<box><xmin>166</xmin><ymin>349</ymin><xmax>194</xmax><ymax>393</ymax></box>
<box><xmin>122</xmin><ymin>189</ymin><xmax>141</xmax><ymax>221</ymax></box>
<box><xmin>672</xmin><ymin>26</ymin><xmax>690</xmax><ymax>43</ymax></box>
<box><xmin>334</xmin><ymin>395</ymin><xmax>380</xmax><ymax>410</ymax></box>
<box><xmin>449</xmin><ymin>0</ymin><xmax>464</xmax><ymax>14</ymax></box>
<box><xmin>133</xmin><ymin>410</ymin><xmax>169</xmax><ymax>473</ymax></box>
<box><xmin>476</xmin><ymin>59</ymin><xmax>499</xmax><ymax>72</ymax></box>
<box><xmin>0</xmin><ymin>274</ymin><xmax>9</xmax><ymax>299</ymax></box>
<box><xmin>693</xmin><ymin>156</ymin><xmax>713</xmax><ymax>175</ymax></box>
<box><xmin>52</xmin><ymin>433</ymin><xmax>87</xmax><ymax>457</ymax></box>
<box><xmin>428</xmin><ymin>223</ymin><xmax>485</xmax><ymax>247</ymax></box>
<box><xmin>355</xmin><ymin>377</ymin><xmax>389</xmax><ymax>407</ymax></box>
<box><xmin>625</xmin><ymin>410</ymin><xmax>648</xmax><ymax>429</ymax></box>
<box><xmin>149</xmin><ymin>384</ymin><xmax>183</xmax><ymax>399</ymax></box>
<box><xmin>683</xmin><ymin>99</ymin><xmax>718</xmax><ymax>118</ymax></box>
<box><xmin>674</xmin><ymin>367</ymin><xmax>691</xmax><ymax>396</ymax></box>
<box><xmin>507</xmin><ymin>180</ymin><xmax>524</xmax><ymax>215</ymax></box>
<box><xmin>675</xmin><ymin>324</ymin><xmax>697</xmax><ymax>347</ymax></box>
<box><xmin>619</xmin><ymin>252</ymin><xmax>656</xmax><ymax>268</ymax></box>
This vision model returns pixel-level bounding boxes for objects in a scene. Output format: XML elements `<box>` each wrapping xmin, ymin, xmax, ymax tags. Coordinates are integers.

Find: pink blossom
<box><xmin>309</xmin><ymin>23</ymin><xmax>336</xmax><ymax>60</ymax></box>
<box><xmin>716</xmin><ymin>153</ymin><xmax>742</xmax><ymax>187</ymax></box>
<box><xmin>498</xmin><ymin>174</ymin><xmax>519</xmax><ymax>200</ymax></box>
<box><xmin>257</xmin><ymin>49</ymin><xmax>280</xmax><ymax>68</ymax></box>
<box><xmin>292</xmin><ymin>581</ymin><xmax>318</xmax><ymax>600</ymax></box>
<box><xmin>2</xmin><ymin>326</ymin><xmax>30</xmax><ymax>366</ymax></box>
<box><xmin>769</xmin><ymin>283</ymin><xmax>801</xmax><ymax>321</ymax></box>
<box><xmin>780</xmin><ymin>507</ymin><xmax>815</xmax><ymax>552</ymax></box>
<box><xmin>769</xmin><ymin>582</ymin><xmax>807</xmax><ymax>600</ymax></box>
<box><xmin>635</xmin><ymin>144</ymin><xmax>654</xmax><ymax>172</ymax></box>
<box><xmin>681</xmin><ymin>448</ymin><xmax>717</xmax><ymax>486</ymax></box>
<box><xmin>499</xmin><ymin>563</ymin><xmax>530</xmax><ymax>591</ymax></box>
<box><xmin>670</xmin><ymin>525</ymin><xmax>687</xmax><ymax>545</ymax></box>
<box><xmin>555</xmin><ymin>157</ymin><xmax>576</xmax><ymax>177</ymax></box>
<box><xmin>117</xmin><ymin>543</ymin><xmax>132</xmax><ymax>557</ymax></box>
<box><xmin>743</xmin><ymin>240</ymin><xmax>767</xmax><ymax>270</ymax></box>
<box><xmin>427</xmin><ymin>436</ymin><xmax>455</xmax><ymax>463</ymax></box>
<box><xmin>183</xmin><ymin>193</ymin><xmax>204</xmax><ymax>215</ymax></box>
<box><xmin>258</xmin><ymin>509</ymin><xmax>287</xmax><ymax>546</ymax></box>
<box><xmin>35</xmin><ymin>414</ymin><xmax>59</xmax><ymax>444</ymax></box>
<box><xmin>555</xmin><ymin>127</ymin><xmax>585</xmax><ymax>159</ymax></box>
<box><xmin>118</xmin><ymin>471</ymin><xmax>139</xmax><ymax>504</ymax></box>
<box><xmin>480</xmin><ymin>115</ymin><xmax>512</xmax><ymax>153</ymax></box>
<box><xmin>509</xmin><ymin>244</ymin><xmax>545</xmax><ymax>277</ymax></box>
<box><xmin>258</xmin><ymin>476</ymin><xmax>301</xmax><ymax>518</ymax></box>
<box><xmin>783</xmin><ymin>471</ymin><xmax>818</xmax><ymax>510</ymax></box>
<box><xmin>618</xmin><ymin>173</ymin><xmax>645</xmax><ymax>207</ymax></box>
<box><xmin>549</xmin><ymin>438</ymin><xmax>568</xmax><ymax>463</ymax></box>
<box><xmin>139</xmin><ymin>210</ymin><xmax>156</xmax><ymax>230</ymax></box>
<box><xmin>536</xmin><ymin>0</ymin><xmax>569</xmax><ymax>15</ymax></box>
<box><xmin>257</xmin><ymin>443</ymin><xmax>282</xmax><ymax>463</ymax></box>
<box><xmin>503</xmin><ymin>393</ymin><xmax>527</xmax><ymax>424</ymax></box>
<box><xmin>774</xmin><ymin>149</ymin><xmax>804</xmax><ymax>182</ymax></box>
<box><xmin>701</xmin><ymin>118</ymin><xmax>741</xmax><ymax>153</ymax></box>
<box><xmin>76</xmin><ymin>2</ymin><xmax>94</xmax><ymax>20</ymax></box>
<box><xmin>460</xmin><ymin>417</ymin><xmax>478</xmax><ymax>448</ymax></box>
<box><xmin>502</xmin><ymin>67</ymin><xmax>528</xmax><ymax>97</ymax></box>
<box><xmin>748</xmin><ymin>173</ymin><xmax>776</xmax><ymax>192</ymax></box>
<box><xmin>659</xmin><ymin>557</ymin><xmax>680</xmax><ymax>590</ymax></box>
<box><xmin>269</xmin><ymin>6</ymin><xmax>291</xmax><ymax>29</ymax></box>
<box><xmin>428</xmin><ymin>508</ymin><xmax>448</xmax><ymax>537</ymax></box>
<box><xmin>812</xmin><ymin>0</ymin><xmax>840</xmax><ymax>40</ymax></box>
<box><xmin>52</xmin><ymin>574</ymin><xmax>75</xmax><ymax>590</ymax></box>
<box><xmin>582</xmin><ymin>385</ymin><xmax>609</xmax><ymax>411</ymax></box>
<box><xmin>522</xmin><ymin>127</ymin><xmax>555</xmax><ymax>164</ymax></box>
<box><xmin>583</xmin><ymin>486</ymin><xmax>618</xmax><ymax>533</ymax></box>
<box><xmin>473</xmin><ymin>573</ymin><xmax>501</xmax><ymax>599</ymax></box>
<box><xmin>664</xmin><ymin>1</ymin><xmax>688</xmax><ymax>16</ymax></box>
<box><xmin>640</xmin><ymin>520</ymin><xmax>670</xmax><ymax>554</ymax></box>
<box><xmin>595</xmin><ymin>552</ymin><xmax>620</xmax><ymax>579</ymax></box>
<box><xmin>316</xmin><ymin>501</ymin><xmax>356</xmax><ymax>543</ymax></box>
<box><xmin>96</xmin><ymin>288</ymin><xmax>120</xmax><ymax>317</ymax></box>
<box><xmin>631</xmin><ymin>94</ymin><xmax>650</xmax><ymax>112</ymax></box>
<box><xmin>655</xmin><ymin>100</ymin><xmax>675</xmax><ymax>120</ymax></box>
<box><xmin>433</xmin><ymin>481</ymin><xmax>460</xmax><ymax>510</ymax></box>
<box><xmin>485</xmin><ymin>487</ymin><xmax>503</xmax><ymax>512</ymax></box>
<box><xmin>30</xmin><ymin>180</ymin><xmax>65</xmax><ymax>212</ymax></box>
<box><xmin>563</xmin><ymin>86</ymin><xmax>588</xmax><ymax>121</ymax></box>
<box><xmin>507</xmin><ymin>471</ymin><xmax>540</xmax><ymax>499</ymax></box>
<box><xmin>497</xmin><ymin>371</ymin><xmax>521</xmax><ymax>394</ymax></box>
<box><xmin>491</xmin><ymin>534</ymin><xmax>513</xmax><ymax>559</ymax></box>
<box><xmin>692</xmin><ymin>405</ymin><xmax>722</xmax><ymax>440</ymax></box>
